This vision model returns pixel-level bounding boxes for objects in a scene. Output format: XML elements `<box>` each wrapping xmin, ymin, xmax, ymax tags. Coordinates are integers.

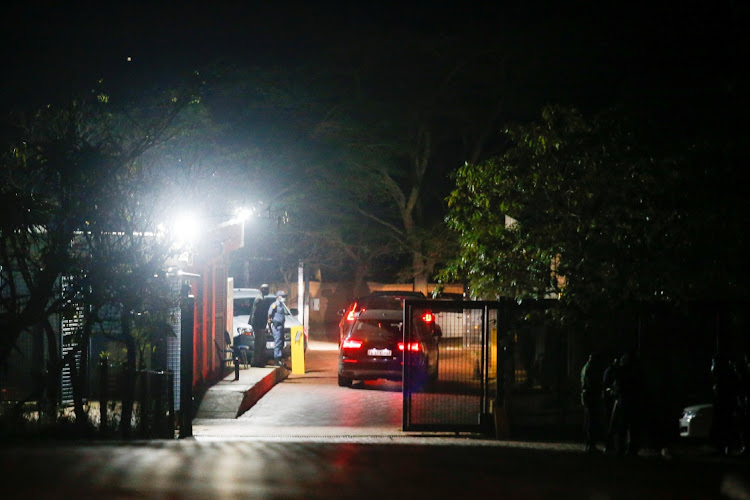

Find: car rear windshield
<box><xmin>353</xmin><ymin>319</ymin><xmax>403</xmax><ymax>339</ymax></box>
<box><xmin>360</xmin><ymin>296</ymin><xmax>405</xmax><ymax>310</ymax></box>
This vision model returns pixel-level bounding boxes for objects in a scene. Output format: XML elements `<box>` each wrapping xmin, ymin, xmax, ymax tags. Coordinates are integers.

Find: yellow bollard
<box><xmin>291</xmin><ymin>326</ymin><xmax>305</xmax><ymax>374</ymax></box>
<box><xmin>489</xmin><ymin>326</ymin><xmax>498</xmax><ymax>379</ymax></box>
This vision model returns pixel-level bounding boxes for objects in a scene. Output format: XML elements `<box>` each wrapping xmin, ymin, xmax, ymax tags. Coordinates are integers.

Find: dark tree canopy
<box><xmin>443</xmin><ymin>104</ymin><xmax>750</xmax><ymax>318</ymax></box>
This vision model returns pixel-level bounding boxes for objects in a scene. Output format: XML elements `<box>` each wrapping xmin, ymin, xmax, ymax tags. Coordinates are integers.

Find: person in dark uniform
<box><xmin>250</xmin><ymin>284</ymin><xmax>272</xmax><ymax>367</ymax></box>
<box><xmin>602</xmin><ymin>357</ymin><xmax>620</xmax><ymax>452</ymax></box>
<box><xmin>268</xmin><ymin>290</ymin><xmax>288</xmax><ymax>368</ymax></box>
<box><xmin>611</xmin><ymin>353</ymin><xmax>644</xmax><ymax>456</ymax></box>
<box><xmin>711</xmin><ymin>353</ymin><xmax>739</xmax><ymax>455</ymax></box>
<box><xmin>581</xmin><ymin>354</ymin><xmax>603</xmax><ymax>453</ymax></box>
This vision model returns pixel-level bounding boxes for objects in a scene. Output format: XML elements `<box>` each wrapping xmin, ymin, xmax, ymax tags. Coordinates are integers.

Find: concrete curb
<box><xmin>237</xmin><ymin>367</ymin><xmax>288</xmax><ymax>417</ymax></box>
<box><xmin>195</xmin><ymin>366</ymin><xmax>288</xmax><ymax>419</ymax></box>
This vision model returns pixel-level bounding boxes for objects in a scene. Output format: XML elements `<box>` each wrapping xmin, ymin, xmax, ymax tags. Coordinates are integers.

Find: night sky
<box><xmin>4</xmin><ymin>1</ymin><xmax>746</xmax><ymax>112</ymax></box>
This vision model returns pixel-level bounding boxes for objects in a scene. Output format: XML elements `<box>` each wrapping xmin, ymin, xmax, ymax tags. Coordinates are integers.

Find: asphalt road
<box><xmin>2</xmin><ymin>328</ymin><xmax>749</xmax><ymax>499</ymax></box>
<box><xmin>2</xmin><ymin>435</ymin><xmax>749</xmax><ymax>499</ymax></box>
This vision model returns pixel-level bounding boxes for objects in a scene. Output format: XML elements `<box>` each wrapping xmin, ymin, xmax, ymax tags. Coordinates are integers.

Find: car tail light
<box><xmin>422</xmin><ymin>312</ymin><xmax>434</xmax><ymax>323</ymax></box>
<box><xmin>398</xmin><ymin>341</ymin><xmax>421</xmax><ymax>352</ymax></box>
<box><xmin>346</xmin><ymin>302</ymin><xmax>358</xmax><ymax>321</ymax></box>
<box><xmin>342</xmin><ymin>339</ymin><xmax>363</xmax><ymax>349</ymax></box>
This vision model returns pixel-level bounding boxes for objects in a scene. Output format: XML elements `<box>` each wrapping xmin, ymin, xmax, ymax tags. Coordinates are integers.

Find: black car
<box><xmin>337</xmin><ymin>291</ymin><xmax>426</xmax><ymax>342</ymax></box>
<box><xmin>338</xmin><ymin>308</ymin><xmax>440</xmax><ymax>389</ymax></box>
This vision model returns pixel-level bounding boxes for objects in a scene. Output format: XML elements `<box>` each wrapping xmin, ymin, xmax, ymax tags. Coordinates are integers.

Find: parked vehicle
<box><xmin>232</xmin><ymin>288</ymin><xmax>307</xmax><ymax>366</ymax></box>
<box><xmin>429</xmin><ymin>292</ymin><xmax>474</xmax><ymax>341</ymax></box>
<box><xmin>337</xmin><ymin>291</ymin><xmax>426</xmax><ymax>342</ymax></box>
<box><xmin>679</xmin><ymin>403</ymin><xmax>713</xmax><ymax>439</ymax></box>
<box><xmin>232</xmin><ymin>288</ymin><xmax>262</xmax><ymax>338</ymax></box>
<box><xmin>338</xmin><ymin>308</ymin><xmax>440</xmax><ymax>389</ymax></box>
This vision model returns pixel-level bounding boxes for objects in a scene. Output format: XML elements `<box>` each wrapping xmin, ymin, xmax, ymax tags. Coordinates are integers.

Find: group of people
<box><xmin>249</xmin><ymin>284</ymin><xmax>289</xmax><ymax>369</ymax></box>
<box><xmin>710</xmin><ymin>353</ymin><xmax>750</xmax><ymax>456</ymax></box>
<box><xmin>582</xmin><ymin>350</ymin><xmax>750</xmax><ymax>457</ymax></box>
<box><xmin>580</xmin><ymin>352</ymin><xmax>644</xmax><ymax>455</ymax></box>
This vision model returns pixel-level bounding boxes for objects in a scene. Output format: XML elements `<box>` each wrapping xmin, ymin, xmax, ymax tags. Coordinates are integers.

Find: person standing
<box><xmin>602</xmin><ymin>357</ymin><xmax>620</xmax><ymax>452</ymax></box>
<box><xmin>711</xmin><ymin>353</ymin><xmax>739</xmax><ymax>456</ymax></box>
<box><xmin>250</xmin><ymin>284</ymin><xmax>272</xmax><ymax>367</ymax></box>
<box><xmin>611</xmin><ymin>353</ymin><xmax>644</xmax><ymax>456</ymax></box>
<box><xmin>581</xmin><ymin>354</ymin><xmax>603</xmax><ymax>453</ymax></box>
<box><xmin>268</xmin><ymin>290</ymin><xmax>288</xmax><ymax>368</ymax></box>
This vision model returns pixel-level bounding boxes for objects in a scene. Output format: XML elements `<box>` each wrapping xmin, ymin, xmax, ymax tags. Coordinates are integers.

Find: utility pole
<box><xmin>298</xmin><ymin>260</ymin><xmax>304</xmax><ymax>323</ymax></box>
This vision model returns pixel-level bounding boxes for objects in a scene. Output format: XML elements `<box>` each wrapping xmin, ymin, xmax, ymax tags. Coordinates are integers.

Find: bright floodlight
<box><xmin>172</xmin><ymin>213</ymin><xmax>200</xmax><ymax>246</ymax></box>
<box><xmin>235</xmin><ymin>207</ymin><xmax>252</xmax><ymax>222</ymax></box>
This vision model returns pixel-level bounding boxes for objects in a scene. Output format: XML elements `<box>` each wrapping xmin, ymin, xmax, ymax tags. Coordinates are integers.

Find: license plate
<box><xmin>367</xmin><ymin>348</ymin><xmax>392</xmax><ymax>356</ymax></box>
<box><xmin>266</xmin><ymin>341</ymin><xmax>275</xmax><ymax>349</ymax></box>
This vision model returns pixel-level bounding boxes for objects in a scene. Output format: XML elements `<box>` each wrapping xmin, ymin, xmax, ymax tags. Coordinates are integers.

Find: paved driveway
<box><xmin>193</xmin><ymin>339</ymin><xmax>405</xmax><ymax>439</ymax></box>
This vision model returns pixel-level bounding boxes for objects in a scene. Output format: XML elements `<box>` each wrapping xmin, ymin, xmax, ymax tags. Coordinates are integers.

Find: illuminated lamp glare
<box><xmin>236</xmin><ymin>207</ymin><xmax>252</xmax><ymax>222</ymax></box>
<box><xmin>172</xmin><ymin>213</ymin><xmax>200</xmax><ymax>245</ymax></box>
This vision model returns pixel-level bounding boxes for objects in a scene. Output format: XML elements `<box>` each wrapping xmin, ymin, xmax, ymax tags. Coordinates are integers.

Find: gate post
<box><xmin>179</xmin><ymin>294</ymin><xmax>195</xmax><ymax>439</ymax></box>
<box><xmin>166</xmin><ymin>370</ymin><xmax>175</xmax><ymax>438</ymax></box>
<box><xmin>494</xmin><ymin>300</ymin><xmax>511</xmax><ymax>439</ymax></box>
<box><xmin>99</xmin><ymin>358</ymin><xmax>108</xmax><ymax>435</ymax></box>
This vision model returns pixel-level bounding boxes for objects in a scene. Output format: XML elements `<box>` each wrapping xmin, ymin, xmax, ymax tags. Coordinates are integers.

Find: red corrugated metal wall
<box><xmin>191</xmin><ymin>261</ymin><xmax>228</xmax><ymax>389</ymax></box>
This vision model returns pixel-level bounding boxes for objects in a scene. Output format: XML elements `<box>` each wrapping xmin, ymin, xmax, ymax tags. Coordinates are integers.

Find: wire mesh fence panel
<box><xmin>403</xmin><ymin>300</ymin><xmax>499</xmax><ymax>433</ymax></box>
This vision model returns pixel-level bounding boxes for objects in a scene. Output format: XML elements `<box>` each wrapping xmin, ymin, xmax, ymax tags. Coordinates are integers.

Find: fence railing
<box><xmin>93</xmin><ymin>360</ymin><xmax>175</xmax><ymax>438</ymax></box>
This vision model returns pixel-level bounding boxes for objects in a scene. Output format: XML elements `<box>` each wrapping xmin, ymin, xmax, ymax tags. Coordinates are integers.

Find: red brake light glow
<box><xmin>346</xmin><ymin>302</ymin><xmax>358</xmax><ymax>321</ymax></box>
<box><xmin>398</xmin><ymin>342</ymin><xmax>421</xmax><ymax>352</ymax></box>
<box><xmin>422</xmin><ymin>312</ymin><xmax>434</xmax><ymax>323</ymax></box>
<box><xmin>342</xmin><ymin>339</ymin><xmax>363</xmax><ymax>349</ymax></box>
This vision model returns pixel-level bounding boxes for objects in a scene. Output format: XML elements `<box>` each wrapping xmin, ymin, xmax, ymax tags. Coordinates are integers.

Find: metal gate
<box><xmin>60</xmin><ymin>276</ymin><xmax>85</xmax><ymax>405</ymax></box>
<box><xmin>403</xmin><ymin>299</ymin><xmax>500</xmax><ymax>433</ymax></box>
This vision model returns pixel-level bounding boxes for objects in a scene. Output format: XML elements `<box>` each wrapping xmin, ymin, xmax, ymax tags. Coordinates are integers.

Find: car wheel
<box><xmin>338</xmin><ymin>374</ymin><xmax>353</xmax><ymax>387</ymax></box>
